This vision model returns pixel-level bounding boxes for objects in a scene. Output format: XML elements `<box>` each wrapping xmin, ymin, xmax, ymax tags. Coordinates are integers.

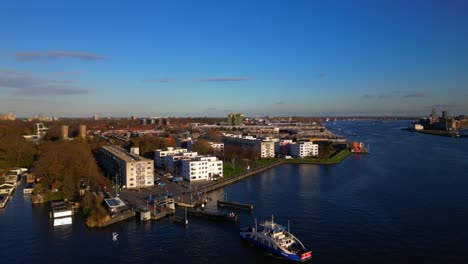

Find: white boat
<box><xmin>240</xmin><ymin>216</ymin><xmax>312</xmax><ymax>262</ymax></box>
<box><xmin>112</xmin><ymin>232</ymin><xmax>119</xmax><ymax>241</ymax></box>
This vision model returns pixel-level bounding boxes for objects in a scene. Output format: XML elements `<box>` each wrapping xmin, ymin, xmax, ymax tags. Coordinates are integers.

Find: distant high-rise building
<box><xmin>61</xmin><ymin>125</ymin><xmax>69</xmax><ymax>140</ymax></box>
<box><xmin>234</xmin><ymin>113</ymin><xmax>244</xmax><ymax>126</ymax></box>
<box><xmin>227</xmin><ymin>113</ymin><xmax>244</xmax><ymax>126</ymax></box>
<box><xmin>227</xmin><ymin>113</ymin><xmax>235</xmax><ymax>126</ymax></box>
<box><xmin>79</xmin><ymin>125</ymin><xmax>86</xmax><ymax>139</ymax></box>
<box><xmin>93</xmin><ymin>115</ymin><xmax>99</xmax><ymax>120</ymax></box>
<box><xmin>442</xmin><ymin>111</ymin><xmax>448</xmax><ymax>119</ymax></box>
<box><xmin>131</xmin><ymin>115</ymin><xmax>137</xmax><ymax>121</ymax></box>
<box><xmin>431</xmin><ymin>107</ymin><xmax>437</xmax><ymax>118</ymax></box>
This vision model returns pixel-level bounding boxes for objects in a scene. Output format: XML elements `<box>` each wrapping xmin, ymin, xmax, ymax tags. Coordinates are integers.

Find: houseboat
<box><xmin>50</xmin><ymin>200</ymin><xmax>73</xmax><ymax>226</ymax></box>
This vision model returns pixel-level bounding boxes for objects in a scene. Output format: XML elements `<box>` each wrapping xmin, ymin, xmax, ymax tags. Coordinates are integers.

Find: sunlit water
<box><xmin>1</xmin><ymin>120</ymin><xmax>468</xmax><ymax>263</ymax></box>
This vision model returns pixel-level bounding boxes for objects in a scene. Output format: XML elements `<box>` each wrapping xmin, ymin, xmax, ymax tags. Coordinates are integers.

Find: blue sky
<box><xmin>1</xmin><ymin>0</ymin><xmax>467</xmax><ymax>117</ymax></box>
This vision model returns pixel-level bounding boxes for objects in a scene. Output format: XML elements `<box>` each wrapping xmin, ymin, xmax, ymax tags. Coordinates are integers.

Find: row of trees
<box><xmin>0</xmin><ymin>121</ymin><xmax>35</xmax><ymax>172</ymax></box>
<box><xmin>129</xmin><ymin>135</ymin><xmax>177</xmax><ymax>159</ymax></box>
<box><xmin>34</xmin><ymin>141</ymin><xmax>100</xmax><ymax>196</ymax></box>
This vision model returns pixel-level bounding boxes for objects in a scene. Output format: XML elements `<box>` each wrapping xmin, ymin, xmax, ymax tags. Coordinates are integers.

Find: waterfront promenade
<box><xmin>119</xmin><ymin>149</ymin><xmax>351</xmax><ymax>209</ymax></box>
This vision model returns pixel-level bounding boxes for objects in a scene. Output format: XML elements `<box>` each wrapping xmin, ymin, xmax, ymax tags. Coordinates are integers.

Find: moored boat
<box><xmin>240</xmin><ymin>216</ymin><xmax>312</xmax><ymax>262</ymax></box>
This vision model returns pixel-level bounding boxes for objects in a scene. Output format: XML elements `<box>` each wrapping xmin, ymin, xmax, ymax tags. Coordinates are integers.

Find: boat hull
<box><xmin>240</xmin><ymin>232</ymin><xmax>311</xmax><ymax>262</ymax></box>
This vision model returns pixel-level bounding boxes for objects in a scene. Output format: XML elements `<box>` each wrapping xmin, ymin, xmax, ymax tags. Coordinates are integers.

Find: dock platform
<box><xmin>217</xmin><ymin>200</ymin><xmax>253</xmax><ymax>211</ymax></box>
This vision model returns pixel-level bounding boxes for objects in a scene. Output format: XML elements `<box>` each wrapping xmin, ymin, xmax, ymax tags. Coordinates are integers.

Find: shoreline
<box><xmin>401</xmin><ymin>128</ymin><xmax>466</xmax><ymax>138</ymax></box>
<box><xmin>186</xmin><ymin>149</ymin><xmax>352</xmax><ymax>195</ymax></box>
<box><xmin>104</xmin><ymin>149</ymin><xmax>353</xmax><ymax>225</ymax></box>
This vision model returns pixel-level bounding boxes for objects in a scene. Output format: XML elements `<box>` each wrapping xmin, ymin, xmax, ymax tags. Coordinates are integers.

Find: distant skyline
<box><xmin>1</xmin><ymin>0</ymin><xmax>468</xmax><ymax>117</ymax></box>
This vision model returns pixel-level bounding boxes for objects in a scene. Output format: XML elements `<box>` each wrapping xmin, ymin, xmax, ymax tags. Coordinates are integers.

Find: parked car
<box><xmin>171</xmin><ymin>177</ymin><xmax>183</xmax><ymax>183</ymax></box>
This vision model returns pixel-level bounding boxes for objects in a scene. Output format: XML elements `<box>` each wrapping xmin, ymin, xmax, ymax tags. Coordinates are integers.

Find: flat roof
<box><xmin>102</xmin><ymin>146</ymin><xmax>151</xmax><ymax>162</ymax></box>
<box><xmin>104</xmin><ymin>197</ymin><xmax>126</xmax><ymax>208</ymax></box>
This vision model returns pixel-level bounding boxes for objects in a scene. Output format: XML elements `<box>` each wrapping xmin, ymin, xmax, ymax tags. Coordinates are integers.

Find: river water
<box><xmin>1</xmin><ymin>120</ymin><xmax>468</xmax><ymax>263</ymax></box>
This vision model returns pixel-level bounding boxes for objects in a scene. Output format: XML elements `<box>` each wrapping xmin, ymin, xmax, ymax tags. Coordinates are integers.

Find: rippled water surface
<box><xmin>1</xmin><ymin>120</ymin><xmax>468</xmax><ymax>263</ymax></box>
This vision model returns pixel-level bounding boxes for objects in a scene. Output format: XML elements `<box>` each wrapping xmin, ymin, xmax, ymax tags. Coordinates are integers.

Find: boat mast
<box><xmin>288</xmin><ymin>220</ymin><xmax>290</xmax><ymax>237</ymax></box>
<box><xmin>272</xmin><ymin>214</ymin><xmax>274</xmax><ymax>228</ymax></box>
<box><xmin>255</xmin><ymin>218</ymin><xmax>257</xmax><ymax>231</ymax></box>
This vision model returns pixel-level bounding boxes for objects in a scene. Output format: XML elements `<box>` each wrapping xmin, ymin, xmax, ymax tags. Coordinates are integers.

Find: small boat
<box><xmin>240</xmin><ymin>216</ymin><xmax>312</xmax><ymax>262</ymax></box>
<box><xmin>112</xmin><ymin>232</ymin><xmax>119</xmax><ymax>241</ymax></box>
<box><xmin>187</xmin><ymin>209</ymin><xmax>238</xmax><ymax>223</ymax></box>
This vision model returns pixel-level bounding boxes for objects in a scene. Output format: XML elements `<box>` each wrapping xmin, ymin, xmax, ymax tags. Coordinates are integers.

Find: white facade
<box><xmin>155</xmin><ymin>147</ymin><xmax>188</xmax><ymax>168</ymax></box>
<box><xmin>290</xmin><ymin>142</ymin><xmax>319</xmax><ymax>158</ymax></box>
<box><xmin>100</xmin><ymin>146</ymin><xmax>154</xmax><ymax>189</ymax></box>
<box><xmin>413</xmin><ymin>124</ymin><xmax>424</xmax><ymax>130</ymax></box>
<box><xmin>181</xmin><ymin>156</ymin><xmax>223</xmax><ymax>182</ymax></box>
<box><xmin>209</xmin><ymin>142</ymin><xmax>224</xmax><ymax>151</ymax></box>
<box><xmin>166</xmin><ymin>152</ymin><xmax>199</xmax><ymax>173</ymax></box>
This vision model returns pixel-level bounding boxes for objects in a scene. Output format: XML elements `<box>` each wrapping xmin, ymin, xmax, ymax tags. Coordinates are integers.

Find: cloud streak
<box><xmin>142</xmin><ymin>78</ymin><xmax>176</xmax><ymax>83</ymax></box>
<box><xmin>10</xmin><ymin>50</ymin><xmax>108</xmax><ymax>61</ymax></box>
<box><xmin>403</xmin><ymin>93</ymin><xmax>425</xmax><ymax>98</ymax></box>
<box><xmin>198</xmin><ymin>77</ymin><xmax>250</xmax><ymax>82</ymax></box>
<box><xmin>361</xmin><ymin>93</ymin><xmax>392</xmax><ymax>99</ymax></box>
<box><xmin>0</xmin><ymin>69</ymin><xmax>91</xmax><ymax>95</ymax></box>
<box><xmin>49</xmin><ymin>70</ymin><xmax>84</xmax><ymax>76</ymax></box>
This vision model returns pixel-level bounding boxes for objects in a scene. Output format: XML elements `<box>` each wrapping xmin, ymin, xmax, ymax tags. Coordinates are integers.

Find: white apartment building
<box><xmin>209</xmin><ymin>142</ymin><xmax>224</xmax><ymax>152</ymax></box>
<box><xmin>100</xmin><ymin>146</ymin><xmax>154</xmax><ymax>189</ymax></box>
<box><xmin>166</xmin><ymin>152</ymin><xmax>199</xmax><ymax>173</ymax></box>
<box><xmin>155</xmin><ymin>147</ymin><xmax>188</xmax><ymax>168</ymax></box>
<box><xmin>290</xmin><ymin>142</ymin><xmax>319</xmax><ymax>158</ymax></box>
<box><xmin>181</xmin><ymin>156</ymin><xmax>223</xmax><ymax>182</ymax></box>
<box><xmin>222</xmin><ymin>134</ymin><xmax>275</xmax><ymax>158</ymax></box>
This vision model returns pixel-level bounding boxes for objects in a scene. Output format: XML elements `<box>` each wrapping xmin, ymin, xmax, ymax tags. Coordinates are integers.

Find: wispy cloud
<box><xmin>9</xmin><ymin>50</ymin><xmax>108</xmax><ymax>61</ymax></box>
<box><xmin>198</xmin><ymin>77</ymin><xmax>250</xmax><ymax>82</ymax></box>
<box><xmin>49</xmin><ymin>70</ymin><xmax>84</xmax><ymax>76</ymax></box>
<box><xmin>362</xmin><ymin>94</ymin><xmax>377</xmax><ymax>99</ymax></box>
<box><xmin>0</xmin><ymin>69</ymin><xmax>91</xmax><ymax>95</ymax></box>
<box><xmin>274</xmin><ymin>101</ymin><xmax>285</xmax><ymax>105</ymax></box>
<box><xmin>361</xmin><ymin>93</ymin><xmax>392</xmax><ymax>99</ymax></box>
<box><xmin>403</xmin><ymin>93</ymin><xmax>425</xmax><ymax>98</ymax></box>
<box><xmin>142</xmin><ymin>78</ymin><xmax>176</xmax><ymax>83</ymax></box>
<box><xmin>318</xmin><ymin>72</ymin><xmax>327</xmax><ymax>78</ymax></box>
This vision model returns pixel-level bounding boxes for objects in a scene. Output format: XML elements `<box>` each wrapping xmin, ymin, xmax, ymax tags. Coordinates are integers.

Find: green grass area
<box><xmin>222</xmin><ymin>164</ymin><xmax>247</xmax><ymax>179</ymax></box>
<box><xmin>256</xmin><ymin>158</ymin><xmax>279</xmax><ymax>165</ymax></box>
<box><xmin>284</xmin><ymin>149</ymin><xmax>351</xmax><ymax>165</ymax></box>
<box><xmin>43</xmin><ymin>191</ymin><xmax>73</xmax><ymax>202</ymax></box>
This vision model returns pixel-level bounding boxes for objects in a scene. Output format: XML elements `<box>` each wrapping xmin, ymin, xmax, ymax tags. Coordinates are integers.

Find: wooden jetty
<box><xmin>151</xmin><ymin>208</ymin><xmax>174</xmax><ymax>221</ymax></box>
<box><xmin>217</xmin><ymin>200</ymin><xmax>253</xmax><ymax>211</ymax></box>
<box><xmin>174</xmin><ymin>201</ymin><xmax>196</xmax><ymax>208</ymax></box>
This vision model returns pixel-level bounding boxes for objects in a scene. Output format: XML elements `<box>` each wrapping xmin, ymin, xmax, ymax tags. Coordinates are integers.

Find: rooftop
<box><xmin>102</xmin><ymin>146</ymin><xmax>151</xmax><ymax>162</ymax></box>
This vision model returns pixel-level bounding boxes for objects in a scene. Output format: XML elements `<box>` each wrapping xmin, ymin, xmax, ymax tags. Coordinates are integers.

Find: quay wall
<box><xmin>97</xmin><ymin>211</ymin><xmax>135</xmax><ymax>227</ymax></box>
<box><xmin>188</xmin><ymin>160</ymin><xmax>284</xmax><ymax>195</ymax></box>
